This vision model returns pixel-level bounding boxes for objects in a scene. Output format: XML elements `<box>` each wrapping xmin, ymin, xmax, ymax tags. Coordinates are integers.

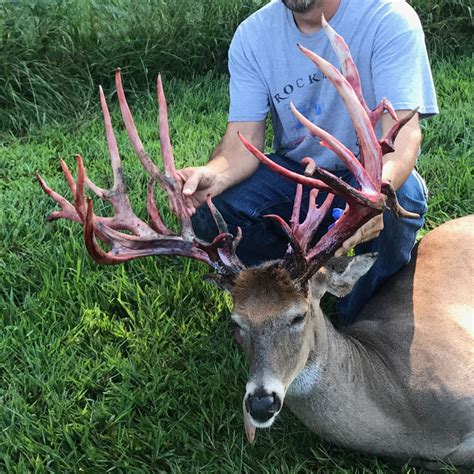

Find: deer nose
<box><xmin>245</xmin><ymin>389</ymin><xmax>282</xmax><ymax>422</ymax></box>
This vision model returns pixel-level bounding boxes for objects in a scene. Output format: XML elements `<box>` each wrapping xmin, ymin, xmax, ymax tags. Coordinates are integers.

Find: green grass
<box><xmin>416</xmin><ymin>56</ymin><xmax>473</xmax><ymax>228</ymax></box>
<box><xmin>0</xmin><ymin>0</ymin><xmax>267</xmax><ymax>133</ymax></box>
<box><xmin>1</xmin><ymin>0</ymin><xmax>472</xmax><ymax>134</ymax></box>
<box><xmin>0</xmin><ymin>54</ymin><xmax>473</xmax><ymax>472</ymax></box>
<box><xmin>410</xmin><ymin>0</ymin><xmax>473</xmax><ymax>55</ymax></box>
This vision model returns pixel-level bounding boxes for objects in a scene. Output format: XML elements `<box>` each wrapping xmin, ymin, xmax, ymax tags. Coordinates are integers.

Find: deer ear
<box><xmin>320</xmin><ymin>253</ymin><xmax>378</xmax><ymax>297</ymax></box>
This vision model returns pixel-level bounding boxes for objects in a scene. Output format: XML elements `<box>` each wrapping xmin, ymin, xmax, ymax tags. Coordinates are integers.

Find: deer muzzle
<box><xmin>246</xmin><ymin>388</ymin><xmax>282</xmax><ymax>423</ymax></box>
<box><xmin>243</xmin><ymin>378</ymin><xmax>285</xmax><ymax>431</ymax></box>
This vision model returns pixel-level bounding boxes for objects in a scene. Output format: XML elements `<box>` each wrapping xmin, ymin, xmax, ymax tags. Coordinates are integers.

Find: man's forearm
<box><xmin>207</xmin><ymin>145</ymin><xmax>258</xmax><ymax>193</ymax></box>
<box><xmin>206</xmin><ymin>121</ymin><xmax>265</xmax><ymax>194</ymax></box>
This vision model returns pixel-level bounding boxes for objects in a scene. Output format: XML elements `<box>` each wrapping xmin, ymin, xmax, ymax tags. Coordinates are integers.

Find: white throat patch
<box><xmin>287</xmin><ymin>360</ymin><xmax>322</xmax><ymax>396</ymax></box>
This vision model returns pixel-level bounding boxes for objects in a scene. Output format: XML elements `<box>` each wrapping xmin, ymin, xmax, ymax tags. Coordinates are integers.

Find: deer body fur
<box><xmin>284</xmin><ymin>216</ymin><xmax>474</xmax><ymax>465</ymax></box>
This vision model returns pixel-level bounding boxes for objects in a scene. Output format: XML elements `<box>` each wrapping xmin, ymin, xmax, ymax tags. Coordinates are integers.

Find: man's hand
<box><xmin>173</xmin><ymin>120</ymin><xmax>265</xmax><ymax>216</ymax></box>
<box><xmin>335</xmin><ymin>214</ymin><xmax>384</xmax><ymax>256</ymax></box>
<box><xmin>176</xmin><ymin>166</ymin><xmax>221</xmax><ymax>215</ymax></box>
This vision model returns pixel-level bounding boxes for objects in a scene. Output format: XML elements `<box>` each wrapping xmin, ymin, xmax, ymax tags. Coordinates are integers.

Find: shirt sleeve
<box><xmin>228</xmin><ymin>25</ymin><xmax>270</xmax><ymax>122</ymax></box>
<box><xmin>371</xmin><ymin>4</ymin><xmax>439</xmax><ymax>119</ymax></box>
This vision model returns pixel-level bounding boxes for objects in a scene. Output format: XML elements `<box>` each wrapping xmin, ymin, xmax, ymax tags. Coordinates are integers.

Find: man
<box><xmin>177</xmin><ymin>0</ymin><xmax>438</xmax><ymax>323</ymax></box>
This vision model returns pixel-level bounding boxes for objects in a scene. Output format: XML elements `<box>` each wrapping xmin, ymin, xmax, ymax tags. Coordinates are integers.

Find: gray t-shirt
<box><xmin>228</xmin><ymin>0</ymin><xmax>438</xmax><ymax>171</ymax></box>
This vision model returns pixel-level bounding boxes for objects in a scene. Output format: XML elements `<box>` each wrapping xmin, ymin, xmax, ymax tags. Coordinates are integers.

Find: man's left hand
<box><xmin>335</xmin><ymin>214</ymin><xmax>384</xmax><ymax>256</ymax></box>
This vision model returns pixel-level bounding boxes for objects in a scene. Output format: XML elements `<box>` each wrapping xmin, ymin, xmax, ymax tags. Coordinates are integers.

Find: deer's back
<box><xmin>353</xmin><ymin>215</ymin><xmax>473</xmax><ymax>340</ymax></box>
<box><xmin>407</xmin><ymin>215</ymin><xmax>473</xmax><ymax>397</ymax></box>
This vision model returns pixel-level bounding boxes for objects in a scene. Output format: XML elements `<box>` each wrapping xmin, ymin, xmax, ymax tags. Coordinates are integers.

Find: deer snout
<box><xmin>245</xmin><ymin>388</ymin><xmax>282</xmax><ymax>424</ymax></box>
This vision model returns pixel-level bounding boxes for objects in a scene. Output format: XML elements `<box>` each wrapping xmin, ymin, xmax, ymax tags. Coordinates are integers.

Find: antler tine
<box><xmin>265</xmin><ymin>182</ymin><xmax>335</xmax><ymax>277</ymax></box>
<box><xmin>36</xmin><ymin>164</ymin><xmax>81</xmax><ymax>223</ymax></box>
<box><xmin>238</xmin><ymin>132</ymin><xmax>383</xmax><ymax>210</ymax></box>
<box><xmin>99</xmin><ymin>85</ymin><xmax>124</xmax><ymax>194</ymax></box>
<box><xmin>320</xmin><ymin>15</ymin><xmax>369</xmax><ymax>117</ymax></box>
<box><xmin>115</xmin><ymin>69</ymin><xmax>194</xmax><ymax>237</ymax></box>
<box><xmin>321</xmin><ymin>16</ymin><xmax>420</xmax><ymax>151</ymax></box>
<box><xmin>297</xmin><ymin>42</ymin><xmax>382</xmax><ymax>185</ymax></box>
<box><xmin>96</xmin><ymin>84</ymin><xmax>160</xmax><ymax>236</ymax></box>
<box><xmin>114</xmin><ymin>69</ymin><xmax>168</xmax><ymax>189</ymax></box>
<box><xmin>295</xmin><ymin>184</ymin><xmax>335</xmax><ymax>253</ymax></box>
<box><xmin>379</xmin><ymin>107</ymin><xmax>419</xmax><ymax>154</ymax></box>
<box><xmin>146</xmin><ymin>179</ymin><xmax>174</xmax><ymax>235</ymax></box>
<box><xmin>156</xmin><ymin>74</ymin><xmax>194</xmax><ymax>239</ymax></box>
<box><xmin>290</xmin><ymin>102</ymin><xmax>377</xmax><ymax>194</ymax></box>
<box><xmin>196</xmin><ymin>197</ymin><xmax>244</xmax><ymax>274</ymax></box>
<box><xmin>238</xmin><ymin>133</ymin><xmax>329</xmax><ymax>193</ymax></box>
<box><xmin>38</xmin><ymin>72</ymin><xmax>245</xmax><ymax>279</ymax></box>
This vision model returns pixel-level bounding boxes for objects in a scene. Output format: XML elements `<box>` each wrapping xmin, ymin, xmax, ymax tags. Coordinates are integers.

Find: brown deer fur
<box><xmin>232</xmin><ymin>216</ymin><xmax>474</xmax><ymax>466</ymax></box>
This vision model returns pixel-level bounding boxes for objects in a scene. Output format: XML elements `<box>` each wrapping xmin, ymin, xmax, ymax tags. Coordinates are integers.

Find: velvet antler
<box><xmin>239</xmin><ymin>16</ymin><xmax>418</xmax><ymax>283</ymax></box>
<box><xmin>37</xmin><ymin>69</ymin><xmax>244</xmax><ymax>283</ymax></box>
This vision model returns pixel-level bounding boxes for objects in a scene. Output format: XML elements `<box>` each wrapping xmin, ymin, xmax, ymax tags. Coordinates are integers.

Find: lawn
<box><xmin>1</xmin><ymin>50</ymin><xmax>473</xmax><ymax>474</ymax></box>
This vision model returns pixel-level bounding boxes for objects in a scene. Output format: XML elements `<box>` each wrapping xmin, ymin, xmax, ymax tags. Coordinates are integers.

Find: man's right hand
<box><xmin>173</xmin><ymin>120</ymin><xmax>266</xmax><ymax>216</ymax></box>
<box><xmin>176</xmin><ymin>166</ymin><xmax>221</xmax><ymax>215</ymax></box>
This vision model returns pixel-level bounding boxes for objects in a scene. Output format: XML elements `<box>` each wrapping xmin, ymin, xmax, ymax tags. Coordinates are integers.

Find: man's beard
<box><xmin>281</xmin><ymin>0</ymin><xmax>319</xmax><ymax>14</ymax></box>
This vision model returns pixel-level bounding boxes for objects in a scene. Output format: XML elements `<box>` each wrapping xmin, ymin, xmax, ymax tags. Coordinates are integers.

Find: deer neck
<box><xmin>285</xmin><ymin>300</ymin><xmax>395</xmax><ymax>453</ymax></box>
<box><xmin>287</xmin><ymin>298</ymin><xmax>388</xmax><ymax>406</ymax></box>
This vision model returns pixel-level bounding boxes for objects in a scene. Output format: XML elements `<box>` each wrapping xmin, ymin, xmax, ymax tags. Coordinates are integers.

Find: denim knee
<box><xmin>383</xmin><ymin>170</ymin><xmax>428</xmax><ymax>266</ymax></box>
<box><xmin>396</xmin><ymin>169</ymin><xmax>428</xmax><ymax>217</ymax></box>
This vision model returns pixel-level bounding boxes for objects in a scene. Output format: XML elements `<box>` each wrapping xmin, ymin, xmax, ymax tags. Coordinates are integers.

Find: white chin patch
<box><xmin>249</xmin><ymin>416</ymin><xmax>277</xmax><ymax>429</ymax></box>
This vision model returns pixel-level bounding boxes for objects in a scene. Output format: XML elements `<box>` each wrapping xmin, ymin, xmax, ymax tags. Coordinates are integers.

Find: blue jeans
<box><xmin>192</xmin><ymin>154</ymin><xmax>428</xmax><ymax>324</ymax></box>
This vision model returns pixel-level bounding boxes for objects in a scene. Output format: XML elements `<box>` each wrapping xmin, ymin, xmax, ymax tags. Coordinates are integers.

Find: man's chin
<box><xmin>281</xmin><ymin>0</ymin><xmax>318</xmax><ymax>14</ymax></box>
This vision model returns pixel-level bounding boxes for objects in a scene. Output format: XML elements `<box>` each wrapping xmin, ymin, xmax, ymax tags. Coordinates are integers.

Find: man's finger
<box><xmin>182</xmin><ymin>173</ymin><xmax>201</xmax><ymax>196</ymax></box>
<box><xmin>335</xmin><ymin>247</ymin><xmax>345</xmax><ymax>257</ymax></box>
<box><xmin>343</xmin><ymin>229</ymin><xmax>361</xmax><ymax>250</ymax></box>
<box><xmin>184</xmin><ymin>196</ymin><xmax>196</xmax><ymax>215</ymax></box>
<box><xmin>175</xmin><ymin>170</ymin><xmax>186</xmax><ymax>185</ymax></box>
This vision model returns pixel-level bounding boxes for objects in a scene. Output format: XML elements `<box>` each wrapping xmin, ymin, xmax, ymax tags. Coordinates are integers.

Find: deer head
<box><xmin>231</xmin><ymin>253</ymin><xmax>378</xmax><ymax>441</ymax></box>
<box><xmin>37</xmin><ymin>16</ymin><xmax>417</xmax><ymax>446</ymax></box>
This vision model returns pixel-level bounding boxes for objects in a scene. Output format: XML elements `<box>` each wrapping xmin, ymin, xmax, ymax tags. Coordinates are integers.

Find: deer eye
<box><xmin>289</xmin><ymin>313</ymin><xmax>307</xmax><ymax>327</ymax></box>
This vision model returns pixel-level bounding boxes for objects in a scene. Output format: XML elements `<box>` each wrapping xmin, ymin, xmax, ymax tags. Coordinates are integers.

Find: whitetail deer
<box><xmin>37</xmin><ymin>18</ymin><xmax>473</xmax><ymax>468</ymax></box>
